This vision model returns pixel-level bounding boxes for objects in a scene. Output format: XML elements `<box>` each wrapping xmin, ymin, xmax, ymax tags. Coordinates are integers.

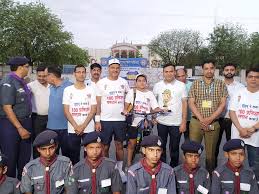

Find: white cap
<box><xmin>108</xmin><ymin>58</ymin><xmax>120</xmax><ymax>66</ymax></box>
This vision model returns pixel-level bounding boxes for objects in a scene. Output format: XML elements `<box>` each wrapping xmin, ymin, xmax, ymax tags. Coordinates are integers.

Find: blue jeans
<box><xmin>246</xmin><ymin>144</ymin><xmax>259</xmax><ymax>167</ymax></box>
<box><xmin>157</xmin><ymin>123</ymin><xmax>181</xmax><ymax>167</ymax></box>
<box><xmin>246</xmin><ymin>144</ymin><xmax>259</xmax><ymax>182</ymax></box>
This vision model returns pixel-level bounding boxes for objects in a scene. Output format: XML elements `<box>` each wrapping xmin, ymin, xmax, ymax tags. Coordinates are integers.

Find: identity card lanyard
<box><xmin>201</xmin><ymin>80</ymin><xmax>215</xmax><ymax>96</ymax></box>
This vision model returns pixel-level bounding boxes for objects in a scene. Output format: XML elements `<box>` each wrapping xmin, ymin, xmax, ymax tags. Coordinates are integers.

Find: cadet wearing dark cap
<box><xmin>211</xmin><ymin>139</ymin><xmax>259</xmax><ymax>194</ymax></box>
<box><xmin>126</xmin><ymin>135</ymin><xmax>177</xmax><ymax>194</ymax></box>
<box><xmin>20</xmin><ymin>130</ymin><xmax>74</xmax><ymax>194</ymax></box>
<box><xmin>0</xmin><ymin>56</ymin><xmax>32</xmax><ymax>180</ymax></box>
<box><xmin>69</xmin><ymin>131</ymin><xmax>122</xmax><ymax>194</ymax></box>
<box><xmin>174</xmin><ymin>141</ymin><xmax>210</xmax><ymax>194</ymax></box>
<box><xmin>0</xmin><ymin>153</ymin><xmax>21</xmax><ymax>194</ymax></box>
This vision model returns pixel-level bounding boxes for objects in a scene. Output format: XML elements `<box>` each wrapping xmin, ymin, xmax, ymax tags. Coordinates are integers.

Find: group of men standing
<box><xmin>0</xmin><ymin>56</ymin><xmax>258</xmax><ymax>193</ymax></box>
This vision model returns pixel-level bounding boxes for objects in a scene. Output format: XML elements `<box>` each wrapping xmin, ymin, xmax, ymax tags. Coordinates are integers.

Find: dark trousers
<box><xmin>32</xmin><ymin>113</ymin><xmax>48</xmax><ymax>159</ymax></box>
<box><xmin>47</xmin><ymin>129</ymin><xmax>69</xmax><ymax>158</ymax></box>
<box><xmin>215</xmin><ymin>118</ymin><xmax>232</xmax><ymax>165</ymax></box>
<box><xmin>157</xmin><ymin>123</ymin><xmax>181</xmax><ymax>167</ymax></box>
<box><xmin>0</xmin><ymin>118</ymin><xmax>32</xmax><ymax>180</ymax></box>
<box><xmin>66</xmin><ymin>133</ymin><xmax>87</xmax><ymax>165</ymax></box>
<box><xmin>183</xmin><ymin>121</ymin><xmax>190</xmax><ymax>141</ymax></box>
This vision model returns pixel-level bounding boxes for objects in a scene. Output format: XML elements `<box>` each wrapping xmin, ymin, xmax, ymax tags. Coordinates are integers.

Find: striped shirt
<box><xmin>189</xmin><ymin>78</ymin><xmax>228</xmax><ymax>118</ymax></box>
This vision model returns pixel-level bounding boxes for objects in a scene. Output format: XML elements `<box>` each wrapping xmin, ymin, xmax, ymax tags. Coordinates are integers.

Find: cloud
<box><xmin>16</xmin><ymin>0</ymin><xmax>259</xmax><ymax>48</ymax></box>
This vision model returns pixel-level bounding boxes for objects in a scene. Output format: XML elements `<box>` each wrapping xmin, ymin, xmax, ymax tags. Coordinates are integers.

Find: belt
<box><xmin>192</xmin><ymin>116</ymin><xmax>219</xmax><ymax>123</ymax></box>
<box><xmin>32</xmin><ymin>112</ymin><xmax>48</xmax><ymax>117</ymax></box>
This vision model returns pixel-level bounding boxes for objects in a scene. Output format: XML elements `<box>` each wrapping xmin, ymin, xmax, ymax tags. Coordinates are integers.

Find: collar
<box><xmin>226</xmin><ymin>161</ymin><xmax>242</xmax><ymax>173</ymax></box>
<box><xmin>183</xmin><ymin>163</ymin><xmax>200</xmax><ymax>175</ymax></box>
<box><xmin>40</xmin><ymin>154</ymin><xmax>57</xmax><ymax>167</ymax></box>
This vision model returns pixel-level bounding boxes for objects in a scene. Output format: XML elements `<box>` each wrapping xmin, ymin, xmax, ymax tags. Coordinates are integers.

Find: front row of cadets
<box><xmin>1</xmin><ymin>129</ymin><xmax>258</xmax><ymax>193</ymax></box>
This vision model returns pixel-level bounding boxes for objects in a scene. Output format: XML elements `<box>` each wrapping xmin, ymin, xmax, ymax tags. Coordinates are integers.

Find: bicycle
<box><xmin>122</xmin><ymin>110</ymin><xmax>171</xmax><ymax>158</ymax></box>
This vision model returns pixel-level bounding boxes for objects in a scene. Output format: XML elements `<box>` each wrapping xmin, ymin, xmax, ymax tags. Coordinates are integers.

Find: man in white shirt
<box><xmin>215</xmin><ymin>63</ymin><xmax>244</xmax><ymax>165</ymax></box>
<box><xmin>153</xmin><ymin>64</ymin><xmax>188</xmax><ymax>167</ymax></box>
<box><xmin>96</xmin><ymin>58</ymin><xmax>129</xmax><ymax>182</ymax></box>
<box><xmin>176</xmin><ymin>68</ymin><xmax>193</xmax><ymax>141</ymax></box>
<box><xmin>230</xmin><ymin>67</ymin><xmax>259</xmax><ymax>169</ymax></box>
<box><xmin>63</xmin><ymin>64</ymin><xmax>97</xmax><ymax>164</ymax></box>
<box><xmin>84</xmin><ymin>62</ymin><xmax>102</xmax><ymax>86</ymax></box>
<box><xmin>27</xmin><ymin>65</ymin><xmax>50</xmax><ymax>158</ymax></box>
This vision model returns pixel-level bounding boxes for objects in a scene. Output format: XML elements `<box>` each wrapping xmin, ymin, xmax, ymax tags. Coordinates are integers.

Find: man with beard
<box><xmin>215</xmin><ymin>63</ymin><xmax>244</xmax><ymax>166</ymax></box>
<box><xmin>188</xmin><ymin>60</ymin><xmax>228</xmax><ymax>174</ymax></box>
<box><xmin>70</xmin><ymin>131</ymin><xmax>122</xmax><ymax>194</ymax></box>
<box><xmin>126</xmin><ymin>135</ymin><xmax>176</xmax><ymax>194</ymax></box>
<box><xmin>211</xmin><ymin>139</ymin><xmax>259</xmax><ymax>194</ymax></box>
<box><xmin>85</xmin><ymin>63</ymin><xmax>102</xmax><ymax>86</ymax></box>
<box><xmin>20</xmin><ymin>130</ymin><xmax>74</xmax><ymax>194</ymax></box>
<box><xmin>174</xmin><ymin>141</ymin><xmax>210</xmax><ymax>194</ymax></box>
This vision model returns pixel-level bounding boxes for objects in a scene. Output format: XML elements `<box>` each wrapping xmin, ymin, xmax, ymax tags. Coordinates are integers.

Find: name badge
<box><xmin>202</xmin><ymin>100</ymin><xmax>212</xmax><ymax>108</ymax></box>
<box><xmin>55</xmin><ymin>179</ymin><xmax>64</xmax><ymax>188</ymax></box>
<box><xmin>197</xmin><ymin>185</ymin><xmax>209</xmax><ymax>194</ymax></box>
<box><xmin>240</xmin><ymin>183</ymin><xmax>251</xmax><ymax>191</ymax></box>
<box><xmin>158</xmin><ymin>188</ymin><xmax>167</xmax><ymax>194</ymax></box>
<box><xmin>101</xmin><ymin>178</ymin><xmax>111</xmax><ymax>188</ymax></box>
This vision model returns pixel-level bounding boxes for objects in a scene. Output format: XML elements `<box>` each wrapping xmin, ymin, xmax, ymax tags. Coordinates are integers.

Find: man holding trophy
<box><xmin>153</xmin><ymin>64</ymin><xmax>188</xmax><ymax>167</ymax></box>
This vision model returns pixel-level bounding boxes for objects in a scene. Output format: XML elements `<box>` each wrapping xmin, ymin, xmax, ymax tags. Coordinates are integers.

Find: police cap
<box><xmin>181</xmin><ymin>140</ymin><xmax>204</xmax><ymax>154</ymax></box>
<box><xmin>33</xmin><ymin>130</ymin><xmax>58</xmax><ymax>147</ymax></box>
<box><xmin>81</xmin><ymin>131</ymin><xmax>103</xmax><ymax>146</ymax></box>
<box><xmin>223</xmin><ymin>139</ymin><xmax>245</xmax><ymax>152</ymax></box>
<box><xmin>7</xmin><ymin>56</ymin><xmax>29</xmax><ymax>66</ymax></box>
<box><xmin>141</xmin><ymin>135</ymin><xmax>163</xmax><ymax>147</ymax></box>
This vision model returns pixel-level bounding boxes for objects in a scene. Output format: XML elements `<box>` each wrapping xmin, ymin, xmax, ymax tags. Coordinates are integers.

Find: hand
<box><xmin>239</xmin><ymin>128</ymin><xmax>251</xmax><ymax>138</ymax></box>
<box><xmin>77</xmin><ymin>124</ymin><xmax>86</xmax><ymax>135</ymax></box>
<box><xmin>152</xmin><ymin>118</ymin><xmax>158</xmax><ymax>125</ymax></box>
<box><xmin>122</xmin><ymin>110</ymin><xmax>129</xmax><ymax>116</ymax></box>
<box><xmin>73</xmin><ymin>124</ymin><xmax>81</xmax><ymax>135</ymax></box>
<box><xmin>17</xmin><ymin>127</ymin><xmax>31</xmax><ymax>139</ymax></box>
<box><xmin>198</xmin><ymin>117</ymin><xmax>209</xmax><ymax>130</ymax></box>
<box><xmin>179</xmin><ymin>122</ymin><xmax>186</xmax><ymax>133</ymax></box>
<box><xmin>203</xmin><ymin>117</ymin><xmax>213</xmax><ymax>126</ymax></box>
<box><xmin>95</xmin><ymin>122</ymin><xmax>102</xmax><ymax>132</ymax></box>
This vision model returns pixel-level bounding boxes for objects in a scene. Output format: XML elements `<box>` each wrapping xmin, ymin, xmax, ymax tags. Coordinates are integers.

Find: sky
<box><xmin>16</xmin><ymin>0</ymin><xmax>259</xmax><ymax>49</ymax></box>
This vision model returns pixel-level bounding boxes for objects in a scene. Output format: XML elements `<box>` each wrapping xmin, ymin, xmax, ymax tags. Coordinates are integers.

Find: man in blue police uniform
<box><xmin>20</xmin><ymin>130</ymin><xmax>74</xmax><ymax>194</ymax></box>
<box><xmin>0</xmin><ymin>56</ymin><xmax>32</xmax><ymax>180</ymax></box>
<box><xmin>211</xmin><ymin>139</ymin><xmax>259</xmax><ymax>194</ymax></box>
<box><xmin>126</xmin><ymin>135</ymin><xmax>176</xmax><ymax>194</ymax></box>
<box><xmin>174</xmin><ymin>141</ymin><xmax>210</xmax><ymax>194</ymax></box>
<box><xmin>69</xmin><ymin>131</ymin><xmax>122</xmax><ymax>194</ymax></box>
<box><xmin>0</xmin><ymin>153</ymin><xmax>20</xmax><ymax>194</ymax></box>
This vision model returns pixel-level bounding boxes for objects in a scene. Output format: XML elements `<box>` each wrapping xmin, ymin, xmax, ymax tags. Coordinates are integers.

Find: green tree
<box><xmin>247</xmin><ymin>32</ymin><xmax>259</xmax><ymax>67</ymax></box>
<box><xmin>208</xmin><ymin>23</ymin><xmax>248</xmax><ymax>68</ymax></box>
<box><xmin>0</xmin><ymin>0</ymin><xmax>89</xmax><ymax>66</ymax></box>
<box><xmin>148</xmin><ymin>29</ymin><xmax>203</xmax><ymax>65</ymax></box>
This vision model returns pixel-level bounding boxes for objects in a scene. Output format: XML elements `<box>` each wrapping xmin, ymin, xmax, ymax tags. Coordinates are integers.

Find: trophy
<box><xmin>162</xmin><ymin>89</ymin><xmax>171</xmax><ymax>108</ymax></box>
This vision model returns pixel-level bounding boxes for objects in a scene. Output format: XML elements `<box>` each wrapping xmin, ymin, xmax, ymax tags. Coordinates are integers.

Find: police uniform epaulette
<box><xmin>5</xmin><ymin>176</ymin><xmax>19</xmax><ymax>183</ymax></box>
<box><xmin>24</xmin><ymin>158</ymin><xmax>41</xmax><ymax>169</ymax></box>
<box><xmin>103</xmin><ymin>157</ymin><xmax>116</xmax><ymax>164</ymax></box>
<box><xmin>73</xmin><ymin>159</ymin><xmax>86</xmax><ymax>169</ymax></box>
<box><xmin>173</xmin><ymin>165</ymin><xmax>182</xmax><ymax>172</ymax></box>
<box><xmin>161</xmin><ymin>162</ymin><xmax>174</xmax><ymax>171</ymax></box>
<box><xmin>128</xmin><ymin>162</ymin><xmax>142</xmax><ymax>172</ymax></box>
<box><xmin>56</xmin><ymin>155</ymin><xmax>71</xmax><ymax>163</ymax></box>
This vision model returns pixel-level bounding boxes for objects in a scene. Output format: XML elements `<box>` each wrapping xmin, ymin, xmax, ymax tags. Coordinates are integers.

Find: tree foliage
<box><xmin>0</xmin><ymin>0</ymin><xmax>89</xmax><ymax>65</ymax></box>
<box><xmin>148</xmin><ymin>30</ymin><xmax>203</xmax><ymax>66</ymax></box>
<box><xmin>208</xmin><ymin>23</ymin><xmax>248</xmax><ymax>69</ymax></box>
